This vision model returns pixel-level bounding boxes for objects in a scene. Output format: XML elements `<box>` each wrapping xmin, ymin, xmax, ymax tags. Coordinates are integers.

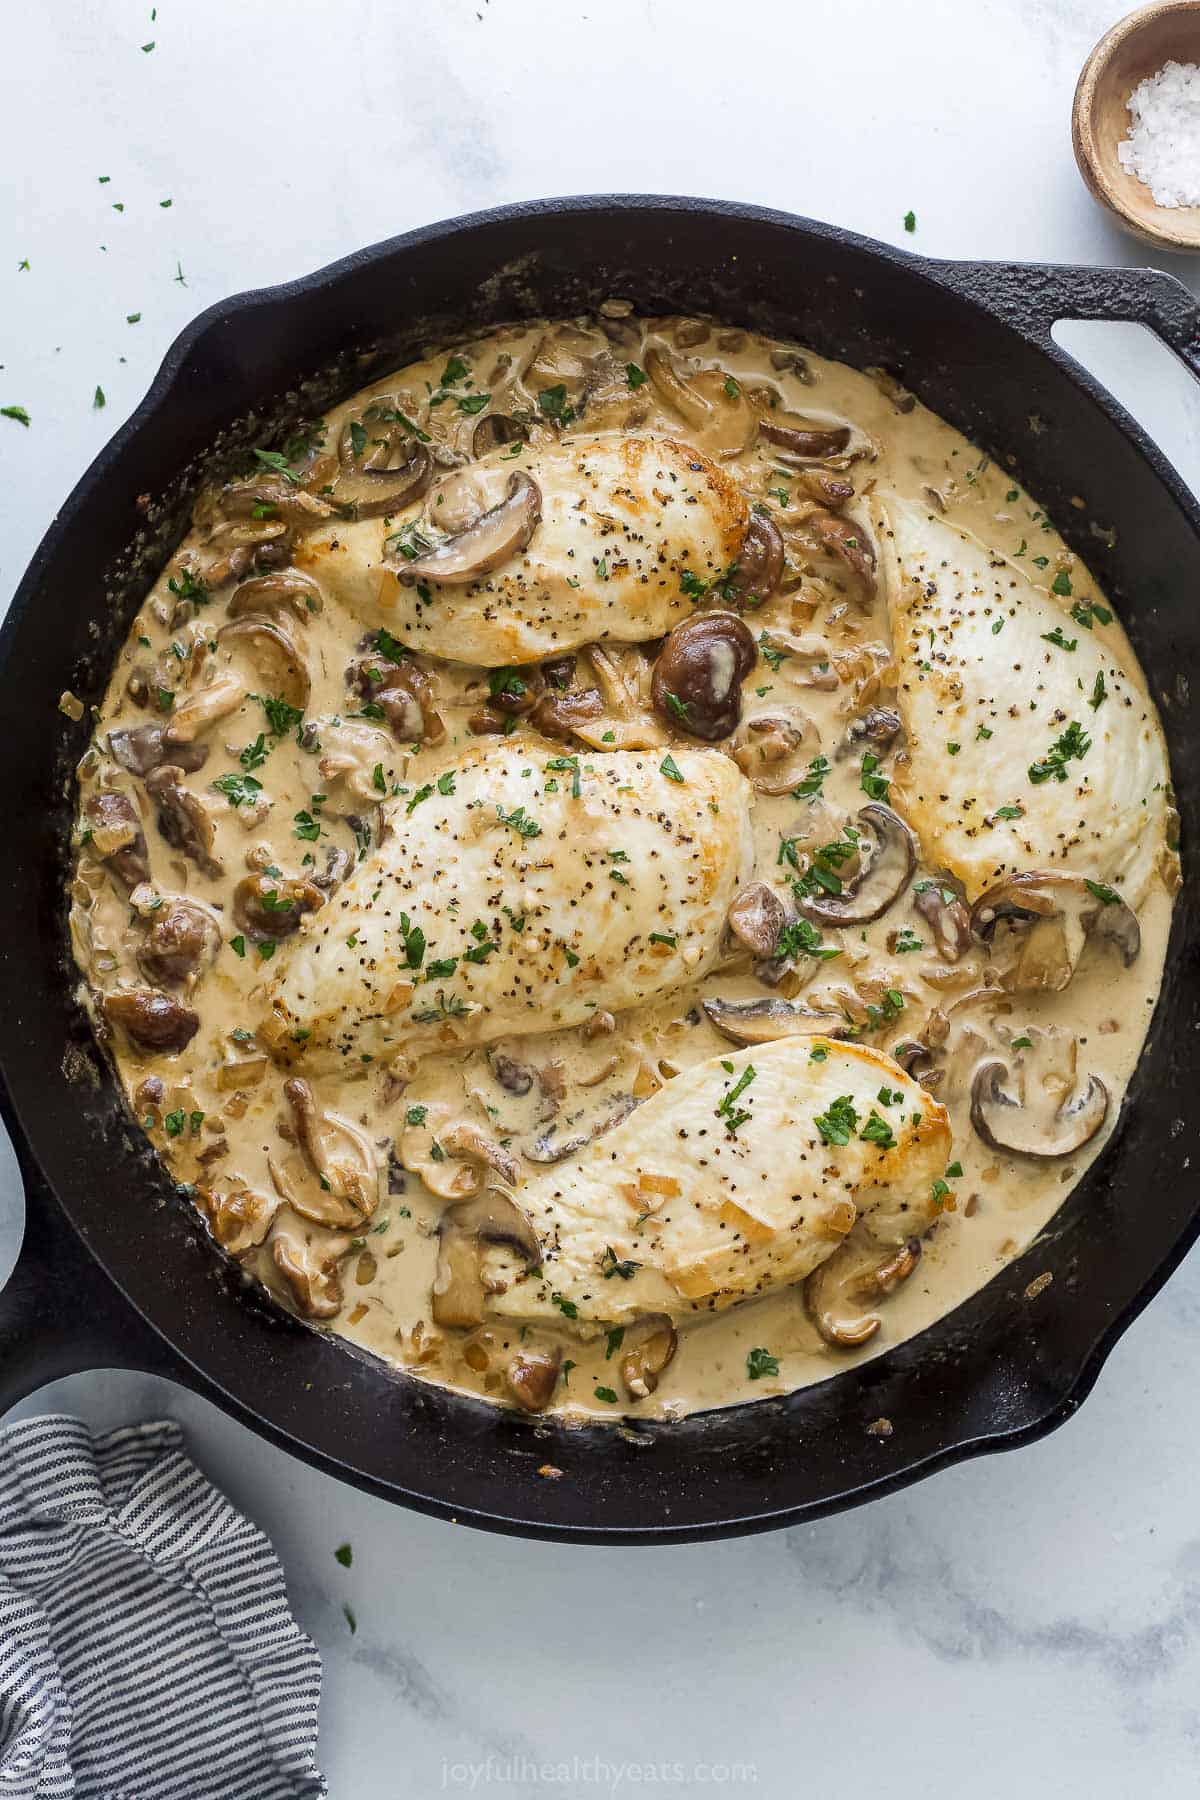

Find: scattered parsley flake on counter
<box><xmin>815</xmin><ymin>1094</ymin><xmax>858</xmax><ymax>1146</ymax></box>
<box><xmin>660</xmin><ymin>753</ymin><xmax>685</xmax><ymax>784</ymax></box>
<box><xmin>141</xmin><ymin>39</ymin><xmax>155</xmax><ymax>51</ymax></box>
<box><xmin>903</xmin><ymin>210</ymin><xmax>916</xmax><ymax>233</ymax></box>
<box><xmin>229</xmin><ymin>935</ymin><xmax>246</xmax><ymax>958</ymax></box>
<box><xmin>626</xmin><ymin>362</ymin><xmax>648</xmax><ymax>389</ymax></box>
<box><xmin>747</xmin><ymin>1348</ymin><xmax>780</xmax><ymax>1380</ymax></box>
<box><xmin>126</xmin><ymin>312</ymin><xmax>141</xmax><ymax>324</ymax></box>
<box><xmin>334</xmin><ymin>1544</ymin><xmax>352</xmax><ymax>1568</ymax></box>
<box><xmin>1</xmin><ymin>406</ymin><xmax>30</xmax><ymax>427</ymax></box>
<box><xmin>342</xmin><ymin>1605</ymin><xmax>356</xmax><ymax>1635</ymax></box>
<box><xmin>174</xmin><ymin>262</ymin><xmax>186</xmax><ymax>286</ymax></box>
<box><xmin>160</xmin><ymin>198</ymin><xmax>172</xmax><ymax>208</ymax></box>
<box><xmin>17</xmin><ymin>260</ymin><xmax>29</xmax><ymax>271</ymax></box>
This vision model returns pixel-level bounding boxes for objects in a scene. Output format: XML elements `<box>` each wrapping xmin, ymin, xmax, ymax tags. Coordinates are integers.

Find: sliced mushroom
<box><xmin>216</xmin><ymin>617</ymin><xmax>309</xmax><ymax>711</ymax></box>
<box><xmin>145</xmin><ymin>765</ymin><xmax>222</xmax><ymax>878</ymax></box>
<box><xmin>162</xmin><ymin>672</ymin><xmax>246</xmax><ymax>746</ymax></box>
<box><xmin>401</xmin><ymin>472</ymin><xmax>541</xmax><ymax>585</ymax></box>
<box><xmin>890</xmin><ymin>1038</ymin><xmax>938</xmax><ymax>1081</ymax></box>
<box><xmin>490</xmin><ymin>1052</ymin><xmax>535</xmax><ymax>1096</ymax></box>
<box><xmin>198</xmin><ymin>1184</ymin><xmax>281</xmax><ymax>1256</ymax></box>
<box><xmin>970</xmin><ymin>872</ymin><xmax>1140</xmax><ymax>992</ymax></box>
<box><xmin>805</xmin><ymin>1232</ymin><xmax>922</xmax><ymax>1348</ymax></box>
<box><xmin>137</xmin><ymin>897</ymin><xmax>221</xmax><ymax>987</ymax></box>
<box><xmin>723</xmin><ymin>512</ymin><xmax>784</xmax><ymax>607</ymax></box>
<box><xmin>87</xmin><ymin>790</ymin><xmax>149</xmax><ymax>890</ymax></box>
<box><xmin>524</xmin><ymin>1092</ymin><xmax>639</xmax><ymax>1163</ymax></box>
<box><xmin>506</xmin><ymin>1346</ymin><xmax>562</xmax><ymax>1413</ymax></box>
<box><xmin>807</xmin><ymin>510</ymin><xmax>875</xmax><ymax>584</ymax></box>
<box><xmin>438</xmin><ymin>1123</ymin><xmax>522</xmax><ymax>1190</ymax></box>
<box><xmin>233</xmin><ymin>873</ymin><xmax>324</xmax><ymax>943</ymax></box>
<box><xmin>799</xmin><ymin>804</ymin><xmax>915</xmax><ymax>927</ymax></box>
<box><xmin>701</xmin><ymin>997</ymin><xmax>849</xmax><ymax>1046</ymax></box>
<box><xmin>760</xmin><ymin>416</ymin><xmax>852</xmax><ymax>462</ymax></box>
<box><xmin>797</xmin><ymin>468</ymin><xmax>856</xmax><ymax>508</ymax></box>
<box><xmin>914</xmin><ymin>882</ymin><xmax>972</xmax><ymax>962</ymax></box>
<box><xmin>108</xmin><ymin>724</ymin><xmax>209</xmax><ymax>777</ymax></box>
<box><xmin>650</xmin><ymin>611</ymin><xmax>757</xmax><ymax>741</ymax></box>
<box><xmin>227</xmin><ymin>571</ymin><xmax>323</xmax><ymax>623</ymax></box>
<box><xmin>102</xmin><ymin>987</ymin><xmax>200</xmax><ymax>1054</ymax></box>
<box><xmin>528</xmin><ymin>685</ymin><xmax>604</xmax><ymax>742</ymax></box>
<box><xmin>731</xmin><ymin>708</ymin><xmax>814</xmax><ymax>794</ymax></box>
<box><xmin>726</xmin><ymin>882</ymin><xmax>788</xmax><ymax>958</ymax></box>
<box><xmin>472</xmin><ymin>413</ymin><xmax>527</xmax><ymax>458</ymax></box>
<box><xmin>619</xmin><ymin>1315</ymin><xmax>678</xmax><ymax>1400</ymax></box>
<box><xmin>355</xmin><ymin>655</ymin><xmax>444</xmax><ymax>745</ymax></box>
<box><xmin>283</xmin><ymin>1078</ymin><xmax>379</xmax><ymax>1226</ymax></box>
<box><xmin>334</xmin><ymin>395</ymin><xmax>434</xmax><ymax>516</ymax></box>
<box><xmin>271</xmin><ymin>1214</ymin><xmax>351</xmax><ymax>1319</ymax></box>
<box><xmin>217</xmin><ymin>477</ymin><xmax>335</xmax><ymax>531</ymax></box>
<box><xmin>432</xmin><ymin>1189</ymin><xmax>541</xmax><ymax>1329</ymax></box>
<box><xmin>844</xmin><ymin>706</ymin><xmax>902</xmax><ymax>756</ymax></box>
<box><xmin>643</xmin><ymin>345</ymin><xmax>712</xmax><ymax>431</ymax></box>
<box><xmin>970</xmin><ymin>1030</ymin><xmax>1109</xmax><ymax>1159</ymax></box>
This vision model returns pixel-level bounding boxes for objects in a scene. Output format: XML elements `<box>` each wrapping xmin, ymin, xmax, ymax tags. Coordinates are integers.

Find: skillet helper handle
<box><xmin>933</xmin><ymin>259</ymin><xmax>1200</xmax><ymax>384</ymax></box>
<box><xmin>0</xmin><ymin>1151</ymin><xmax>187</xmax><ymax>1415</ymax></box>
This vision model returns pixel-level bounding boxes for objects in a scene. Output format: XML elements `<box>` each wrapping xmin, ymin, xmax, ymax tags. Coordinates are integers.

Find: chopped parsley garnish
<box><xmin>1028</xmin><ymin>720</ymin><xmax>1090</xmax><ymax>786</ymax></box>
<box><xmin>374</xmin><ymin>627</ymin><xmax>408</xmax><ymax>664</ymax></box>
<box><xmin>399</xmin><ymin>914</ymin><xmax>426</xmax><ymax>969</ymax></box>
<box><xmin>257</xmin><ymin>940</ymin><xmax>276</xmax><ymax>960</ymax></box>
<box><xmin>387</xmin><ymin>521</ymin><xmax>435</xmax><ymax>561</ymax></box>
<box><xmin>552</xmin><ymin>1292</ymin><xmax>578</xmax><ymax>1319</ymax></box>
<box><xmin>1042</xmin><ymin>626</ymin><xmax>1077</xmax><ymax>652</ymax></box>
<box><xmin>496</xmin><ymin>802</ymin><xmax>541</xmax><ymax>838</ymax></box>
<box><xmin>794</xmin><ymin>754</ymin><xmax>830</xmax><ymax>800</ymax></box>
<box><xmin>660</xmin><ymin>754</ymin><xmax>685</xmax><ymax>784</ymax></box>
<box><xmin>1070</xmin><ymin>599</ymin><xmax>1113</xmax><ymax>630</ymax></box>
<box><xmin>715</xmin><ymin>1062</ymin><xmax>757</xmax><ymax>1135</ymax></box>
<box><xmin>993</xmin><ymin>803</ymin><xmax>1024</xmax><ymax>820</ymax></box>
<box><xmin>239</xmin><ymin>734</ymin><xmax>268</xmax><ymax>772</ymax></box>
<box><xmin>1051</xmin><ymin>570</ymin><xmax>1073</xmax><ymax>597</ymax></box>
<box><xmin>546</xmin><ymin>754</ymin><xmax>581</xmax><ymax>797</ymax></box>
<box><xmin>679</xmin><ymin>569</ymin><xmax>709</xmax><ymax>600</ymax></box>
<box><xmin>814</xmin><ymin>1094</ymin><xmax>859</xmax><ymax>1146</ymax></box>
<box><xmin>1085</xmin><ymin>879</ymin><xmax>1119</xmax><ymax>905</ymax></box>
<box><xmin>213</xmin><ymin>772</ymin><xmax>262</xmax><ymax>807</ymax></box>
<box><xmin>776</xmin><ymin>916</ymin><xmax>840</xmax><ymax>962</ymax></box>
<box><xmin>293</xmin><ymin>810</ymin><xmax>321</xmax><ymax>842</ymax></box>
<box><xmin>724</xmin><ymin>375</ymin><xmax>741</xmax><ymax>399</ymax></box>
<box><xmin>810</xmin><ymin>1044</ymin><xmax>828</xmax><ymax>1063</ymax></box>
<box><xmin>456</xmin><ymin>392</ymin><xmax>490</xmax><ymax>415</ymax></box>
<box><xmin>1089</xmin><ymin>671</ymin><xmax>1107</xmax><ymax>710</ymax></box>
<box><xmin>252</xmin><ymin>446</ymin><xmax>300</xmax><ymax>484</ymax></box>
<box><xmin>405</xmin><ymin>1105</ymin><xmax>428</xmax><ymax>1127</ymax></box>
<box><xmin>168</xmin><ymin>568</ymin><xmax>209</xmax><ymax>606</ymax></box>
<box><xmin>747</xmin><ymin>1348</ymin><xmax>780</xmax><ymax>1380</ymax></box>
<box><xmin>664</xmin><ymin>690</ymin><xmax>690</xmax><ymax>723</ymax></box>
<box><xmin>600</xmin><ymin>1246</ymin><xmax>640</xmax><ymax>1280</ymax></box>
<box><xmin>860</xmin><ymin>1111</ymin><xmax>896</xmax><ymax>1150</ymax></box>
<box><xmin>860</xmin><ymin>752</ymin><xmax>890</xmax><ymax>801</ymax></box>
<box><xmin>594</xmin><ymin>1386</ymin><xmax>618</xmax><ymax>1404</ymax></box>
<box><xmin>488</xmin><ymin>667</ymin><xmax>526</xmax><ymax>700</ymax></box>
<box><xmin>931</xmin><ymin>1178</ymin><xmax>952</xmax><ymax>1209</ymax></box>
<box><xmin>893</xmin><ymin>928</ymin><xmax>923</xmax><ymax>953</ymax></box>
<box><xmin>536</xmin><ymin>383</ymin><xmax>575</xmax><ymax>426</ymax></box>
<box><xmin>605</xmin><ymin>1325</ymin><xmax>625</xmax><ymax>1360</ymax></box>
<box><xmin>977</xmin><ymin>725</ymin><xmax>993</xmax><ymax>741</ymax></box>
<box><xmin>229</xmin><ymin>935</ymin><xmax>246</xmax><ymax>958</ymax></box>
<box><xmin>758</xmin><ymin>635</ymin><xmax>788</xmax><ymax>673</ymax></box>
<box><xmin>626</xmin><ymin>362</ymin><xmax>648</xmax><ymax>389</ymax></box>
<box><xmin>372</xmin><ymin>762</ymin><xmax>386</xmax><ymax>794</ymax></box>
<box><xmin>649</xmin><ymin>931</ymin><xmax>677</xmax><ymax>948</ymax></box>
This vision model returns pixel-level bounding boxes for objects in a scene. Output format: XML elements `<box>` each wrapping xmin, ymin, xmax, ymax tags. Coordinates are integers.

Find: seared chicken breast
<box><xmin>263</xmin><ymin>744</ymin><xmax>752</xmax><ymax>1069</ymax></box>
<box><xmin>492</xmin><ymin>1038</ymin><xmax>951</xmax><ymax>1325</ymax></box>
<box><xmin>296</xmin><ymin>435</ymin><xmax>749</xmax><ymax>666</ymax></box>
<box><xmin>874</xmin><ymin>495</ymin><xmax>1170</xmax><ymax>905</ymax></box>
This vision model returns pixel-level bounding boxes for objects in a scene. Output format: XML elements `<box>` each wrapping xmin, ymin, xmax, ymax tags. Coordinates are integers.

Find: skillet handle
<box><xmin>932</xmin><ymin>259</ymin><xmax>1200</xmax><ymax>384</ymax></box>
<box><xmin>0</xmin><ymin>1137</ymin><xmax>192</xmax><ymax>1416</ymax></box>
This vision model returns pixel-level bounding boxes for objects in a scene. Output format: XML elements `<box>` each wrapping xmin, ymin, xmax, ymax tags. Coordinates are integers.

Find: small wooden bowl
<box><xmin>1073</xmin><ymin>1</ymin><xmax>1200</xmax><ymax>251</ymax></box>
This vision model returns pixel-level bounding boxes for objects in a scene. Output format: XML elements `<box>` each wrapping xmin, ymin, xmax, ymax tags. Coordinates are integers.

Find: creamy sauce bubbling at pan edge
<box><xmin>68</xmin><ymin>309</ymin><xmax>1178</xmax><ymax>1423</ymax></box>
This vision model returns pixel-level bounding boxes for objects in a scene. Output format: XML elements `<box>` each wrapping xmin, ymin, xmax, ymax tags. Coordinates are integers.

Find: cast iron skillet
<box><xmin>1</xmin><ymin>197</ymin><xmax>1198</xmax><ymax>1544</ymax></box>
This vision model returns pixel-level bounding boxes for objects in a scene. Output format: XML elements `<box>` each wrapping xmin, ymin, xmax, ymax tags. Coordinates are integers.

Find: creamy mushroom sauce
<box><xmin>69</xmin><ymin>311</ymin><xmax>1177</xmax><ymax>1423</ymax></box>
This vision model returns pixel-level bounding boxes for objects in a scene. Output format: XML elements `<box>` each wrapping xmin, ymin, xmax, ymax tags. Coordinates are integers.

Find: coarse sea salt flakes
<box><xmin>1117</xmin><ymin>59</ymin><xmax>1200</xmax><ymax>208</ymax></box>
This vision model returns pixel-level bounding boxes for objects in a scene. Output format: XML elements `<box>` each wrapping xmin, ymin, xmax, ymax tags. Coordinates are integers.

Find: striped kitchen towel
<box><xmin>0</xmin><ymin>1415</ymin><xmax>326</xmax><ymax>1800</ymax></box>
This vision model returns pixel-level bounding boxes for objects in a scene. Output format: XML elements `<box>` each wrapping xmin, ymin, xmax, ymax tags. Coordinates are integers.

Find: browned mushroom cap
<box><xmin>355</xmin><ymin>655</ymin><xmax>444</xmax><ymax>745</ymax></box>
<box><xmin>282</xmin><ymin>1077</ymin><xmax>379</xmax><ymax>1226</ymax></box>
<box><xmin>723</xmin><ymin>512</ymin><xmax>784</xmax><ymax>608</ymax></box>
<box><xmin>619</xmin><ymin>1315</ymin><xmax>678</xmax><ymax>1400</ymax></box>
<box><xmin>969</xmin><ymin>872</ymin><xmax>1140</xmax><ymax>992</ymax></box>
<box><xmin>529</xmin><ymin>685</ymin><xmax>604</xmax><ymax>742</ymax></box>
<box><xmin>808</xmin><ymin>510</ymin><xmax>875</xmax><ymax>583</ymax></box>
<box><xmin>108</xmin><ymin>724</ymin><xmax>208</xmax><ymax>777</ymax></box>
<box><xmin>798</xmin><ymin>468</ymin><xmax>856</xmax><ymax>508</ymax></box>
<box><xmin>432</xmin><ymin>1189</ymin><xmax>541</xmax><ymax>1329</ymax></box>
<box><xmin>137</xmin><ymin>898</ymin><xmax>220</xmax><ymax>987</ymax></box>
<box><xmin>650</xmin><ymin>611</ymin><xmax>757</xmax><ymax>741</ymax></box>
<box><xmin>731</xmin><ymin>708</ymin><xmax>814</xmax><ymax>794</ymax></box>
<box><xmin>145</xmin><ymin>765</ymin><xmax>222</xmax><ymax>878</ymax></box>
<box><xmin>702</xmin><ymin>998</ymin><xmax>849</xmax><ymax>1047</ymax></box>
<box><xmin>197</xmin><ymin>1184</ymin><xmax>281</xmax><ymax>1256</ymax></box>
<box><xmin>971</xmin><ymin>1029</ymin><xmax>1109</xmax><ymax>1159</ymax></box>
<box><xmin>805</xmin><ymin>1235</ymin><xmax>922</xmax><ymax>1348</ymax></box>
<box><xmin>271</xmin><ymin>1216</ymin><xmax>350</xmax><ymax>1320</ymax></box>
<box><xmin>914</xmin><ymin>880</ymin><xmax>972</xmax><ymax>962</ymax></box>
<box><xmin>226</xmin><ymin>571</ymin><xmax>323</xmax><ymax>623</ymax></box>
<box><xmin>472</xmin><ymin>413</ymin><xmax>527</xmax><ymax>458</ymax></box>
<box><xmin>216</xmin><ymin>617</ymin><xmax>309</xmax><ymax>711</ymax></box>
<box><xmin>103</xmin><ymin>987</ymin><xmax>200</xmax><ymax>1054</ymax></box>
<box><xmin>726</xmin><ymin>882</ymin><xmax>788</xmax><ymax>958</ymax></box>
<box><xmin>800</xmin><ymin>804</ymin><xmax>916</xmax><ymax>927</ymax></box>
<box><xmin>401</xmin><ymin>472</ymin><xmax>541</xmax><ymax>585</ymax></box>
<box><xmin>760</xmin><ymin>417</ymin><xmax>852</xmax><ymax>461</ymax></box>
<box><xmin>334</xmin><ymin>395</ymin><xmax>435</xmax><ymax>517</ymax></box>
<box><xmin>506</xmin><ymin>1346</ymin><xmax>562</xmax><ymax>1414</ymax></box>
<box><xmin>218</xmin><ymin>477</ymin><xmax>335</xmax><ymax>531</ymax></box>
<box><xmin>233</xmin><ymin>873</ymin><xmax>324</xmax><ymax>943</ymax></box>
<box><xmin>87</xmin><ymin>791</ymin><xmax>149</xmax><ymax>890</ymax></box>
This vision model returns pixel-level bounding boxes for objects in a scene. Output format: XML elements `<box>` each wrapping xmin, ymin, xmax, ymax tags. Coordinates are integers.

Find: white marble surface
<box><xmin>4</xmin><ymin>2</ymin><xmax>1200</xmax><ymax>1794</ymax></box>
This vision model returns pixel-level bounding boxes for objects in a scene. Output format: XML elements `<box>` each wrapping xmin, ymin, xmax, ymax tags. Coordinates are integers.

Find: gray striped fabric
<box><xmin>0</xmin><ymin>1416</ymin><xmax>326</xmax><ymax>1800</ymax></box>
